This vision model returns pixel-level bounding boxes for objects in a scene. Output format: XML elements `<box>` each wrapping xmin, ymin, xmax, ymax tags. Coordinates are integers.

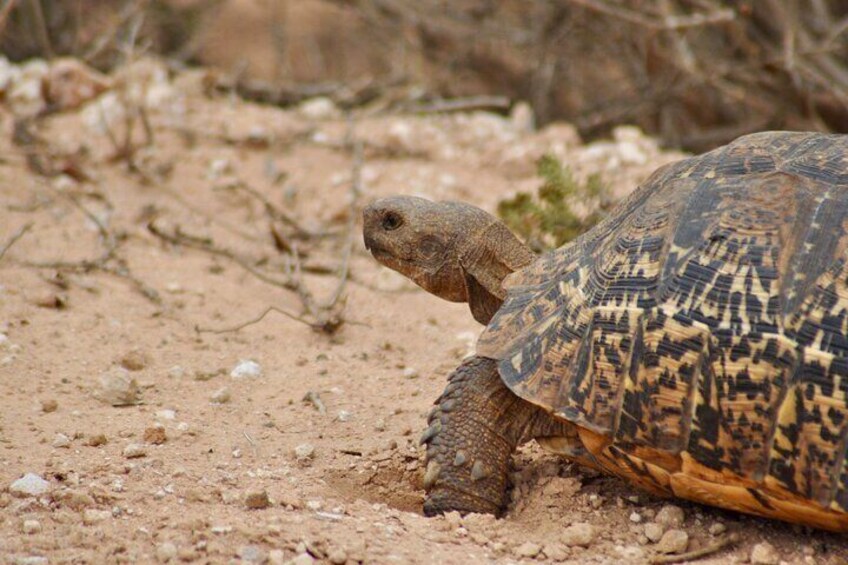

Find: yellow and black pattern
<box><xmin>477</xmin><ymin>131</ymin><xmax>848</xmax><ymax>527</ymax></box>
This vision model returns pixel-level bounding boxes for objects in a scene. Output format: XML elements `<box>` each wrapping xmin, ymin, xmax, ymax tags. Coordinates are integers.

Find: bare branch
<box><xmin>0</xmin><ymin>222</ymin><xmax>33</xmax><ymax>263</ymax></box>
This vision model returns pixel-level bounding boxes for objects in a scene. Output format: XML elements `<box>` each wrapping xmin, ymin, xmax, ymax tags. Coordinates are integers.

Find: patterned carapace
<box><xmin>477</xmin><ymin>131</ymin><xmax>848</xmax><ymax>530</ymax></box>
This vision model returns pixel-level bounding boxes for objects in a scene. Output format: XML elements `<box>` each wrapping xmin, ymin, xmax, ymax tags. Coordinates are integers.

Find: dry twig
<box><xmin>0</xmin><ymin>222</ymin><xmax>33</xmax><ymax>263</ymax></box>
<box><xmin>650</xmin><ymin>533</ymin><xmax>740</xmax><ymax>564</ymax></box>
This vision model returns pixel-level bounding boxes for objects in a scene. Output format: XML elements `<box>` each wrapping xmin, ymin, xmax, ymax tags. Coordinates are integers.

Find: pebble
<box><xmin>543</xmin><ymin>543</ymin><xmax>569</xmax><ymax>561</ymax></box>
<box><xmin>268</xmin><ymin>549</ymin><xmax>285</xmax><ymax>565</ymax></box>
<box><xmin>708</xmin><ymin>522</ymin><xmax>727</xmax><ymax>535</ymax></box>
<box><xmin>210</xmin><ymin>387</ymin><xmax>231</xmax><ymax>404</ymax></box>
<box><xmin>374</xmin><ymin>418</ymin><xmax>386</xmax><ymax>432</ymax></box>
<box><xmin>143</xmin><ymin>426</ymin><xmax>167</xmax><ymax>445</ymax></box>
<box><xmin>656</xmin><ymin>529</ymin><xmax>688</xmax><ymax>554</ymax></box>
<box><xmin>244</xmin><ymin>489</ymin><xmax>271</xmax><ymax>509</ymax></box>
<box><xmin>298</xmin><ymin>97</ymin><xmax>341</xmax><ymax>120</ymax></box>
<box><xmin>655</xmin><ymin>504</ymin><xmax>685</xmax><ymax>528</ymax></box>
<box><xmin>52</xmin><ymin>433</ymin><xmax>71</xmax><ymax>448</ymax></box>
<box><xmin>10</xmin><ymin>473</ymin><xmax>51</xmax><ymax>497</ymax></box>
<box><xmin>123</xmin><ymin>443</ymin><xmax>147</xmax><ymax>459</ymax></box>
<box><xmin>22</xmin><ymin>519</ymin><xmax>41</xmax><ymax>534</ymax></box>
<box><xmin>87</xmin><ymin>434</ymin><xmax>108</xmax><ymax>447</ymax></box>
<box><xmin>156</xmin><ymin>542</ymin><xmax>177</xmax><ymax>562</ymax></box>
<box><xmin>328</xmin><ymin>548</ymin><xmax>348</xmax><ymax>564</ymax></box>
<box><xmin>82</xmin><ymin>508</ymin><xmax>111</xmax><ymax>525</ymax></box>
<box><xmin>750</xmin><ymin>542</ymin><xmax>780</xmax><ymax>565</ymax></box>
<box><xmin>295</xmin><ymin>443</ymin><xmax>315</xmax><ymax>461</ymax></box>
<box><xmin>289</xmin><ymin>553</ymin><xmax>315</xmax><ymax>565</ymax></box>
<box><xmin>96</xmin><ymin>367</ymin><xmax>140</xmax><ymax>406</ymax></box>
<box><xmin>41</xmin><ymin>399</ymin><xmax>58</xmax><ymax>413</ymax></box>
<box><xmin>402</xmin><ymin>367</ymin><xmax>419</xmax><ymax>379</ymax></box>
<box><xmin>120</xmin><ymin>349</ymin><xmax>149</xmax><ymax>371</ymax></box>
<box><xmin>644</xmin><ymin>522</ymin><xmax>664</xmax><ymax>543</ymax></box>
<box><xmin>230</xmin><ymin>359</ymin><xmax>262</xmax><ymax>379</ymax></box>
<box><xmin>588</xmin><ymin>494</ymin><xmax>603</xmax><ymax>509</ymax></box>
<box><xmin>514</xmin><ymin>541</ymin><xmax>542</xmax><ymax>558</ymax></box>
<box><xmin>337</xmin><ymin>410</ymin><xmax>352</xmax><ymax>422</ymax></box>
<box><xmin>629</xmin><ymin>512</ymin><xmax>642</xmax><ymax>523</ymax></box>
<box><xmin>238</xmin><ymin>545</ymin><xmax>264</xmax><ymax>563</ymax></box>
<box><xmin>561</xmin><ymin>522</ymin><xmax>596</xmax><ymax>547</ymax></box>
<box><xmin>156</xmin><ymin>409</ymin><xmax>176</xmax><ymax>420</ymax></box>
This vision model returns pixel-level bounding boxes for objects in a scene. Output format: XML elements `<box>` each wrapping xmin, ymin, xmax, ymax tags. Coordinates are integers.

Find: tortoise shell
<box><xmin>477</xmin><ymin>131</ymin><xmax>848</xmax><ymax>530</ymax></box>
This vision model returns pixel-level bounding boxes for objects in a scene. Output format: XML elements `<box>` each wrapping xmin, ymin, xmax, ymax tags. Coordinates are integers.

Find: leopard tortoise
<box><xmin>362</xmin><ymin>131</ymin><xmax>848</xmax><ymax>531</ymax></box>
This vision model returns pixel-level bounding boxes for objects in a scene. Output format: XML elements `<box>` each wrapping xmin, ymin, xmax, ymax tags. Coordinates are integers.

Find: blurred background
<box><xmin>3</xmin><ymin>0</ymin><xmax>847</xmax><ymax>152</ymax></box>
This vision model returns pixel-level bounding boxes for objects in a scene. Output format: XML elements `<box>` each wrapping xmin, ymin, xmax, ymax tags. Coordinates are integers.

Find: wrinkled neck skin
<box><xmin>362</xmin><ymin>196</ymin><xmax>536</xmax><ymax>324</ymax></box>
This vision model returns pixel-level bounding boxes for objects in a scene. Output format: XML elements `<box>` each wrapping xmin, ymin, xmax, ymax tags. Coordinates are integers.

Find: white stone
<box><xmin>751</xmin><ymin>542</ymin><xmax>780</xmax><ymax>565</ymax></box>
<box><xmin>294</xmin><ymin>443</ymin><xmax>315</xmax><ymax>460</ymax></box>
<box><xmin>298</xmin><ymin>97</ymin><xmax>341</xmax><ymax>120</ymax></box>
<box><xmin>644</xmin><ymin>522</ymin><xmax>664</xmax><ymax>543</ymax></box>
<box><xmin>123</xmin><ymin>443</ymin><xmax>146</xmax><ymax>459</ymax></box>
<box><xmin>82</xmin><ymin>508</ymin><xmax>111</xmax><ymax>525</ymax></box>
<box><xmin>210</xmin><ymin>387</ymin><xmax>231</xmax><ymax>404</ymax></box>
<box><xmin>52</xmin><ymin>433</ymin><xmax>71</xmax><ymax>448</ymax></box>
<box><xmin>10</xmin><ymin>473</ymin><xmax>50</xmax><ymax>497</ymax></box>
<box><xmin>156</xmin><ymin>409</ymin><xmax>176</xmax><ymax>420</ymax></box>
<box><xmin>22</xmin><ymin>519</ymin><xmax>41</xmax><ymax>534</ymax></box>
<box><xmin>230</xmin><ymin>359</ymin><xmax>262</xmax><ymax>379</ymax></box>
<box><xmin>156</xmin><ymin>541</ymin><xmax>177</xmax><ymax>562</ymax></box>
<box><xmin>96</xmin><ymin>367</ymin><xmax>140</xmax><ymax>406</ymax></box>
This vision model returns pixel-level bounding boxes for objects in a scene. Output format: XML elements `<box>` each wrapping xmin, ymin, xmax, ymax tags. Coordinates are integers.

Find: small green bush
<box><xmin>497</xmin><ymin>154</ymin><xmax>610</xmax><ymax>251</ymax></box>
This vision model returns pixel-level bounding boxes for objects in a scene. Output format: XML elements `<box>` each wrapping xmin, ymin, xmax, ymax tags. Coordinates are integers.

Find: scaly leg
<box><xmin>421</xmin><ymin>356</ymin><xmax>569</xmax><ymax>516</ymax></box>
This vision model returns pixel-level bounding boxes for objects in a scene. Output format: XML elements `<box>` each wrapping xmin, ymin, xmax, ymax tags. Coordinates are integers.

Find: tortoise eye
<box><xmin>382</xmin><ymin>211</ymin><xmax>403</xmax><ymax>231</ymax></box>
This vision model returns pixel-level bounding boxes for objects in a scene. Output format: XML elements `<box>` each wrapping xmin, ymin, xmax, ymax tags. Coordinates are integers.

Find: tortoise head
<box><xmin>363</xmin><ymin>196</ymin><xmax>535</xmax><ymax>324</ymax></box>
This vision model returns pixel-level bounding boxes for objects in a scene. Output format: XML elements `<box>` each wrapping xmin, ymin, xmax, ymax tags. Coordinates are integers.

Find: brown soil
<box><xmin>0</xmin><ymin>60</ymin><xmax>845</xmax><ymax>565</ymax></box>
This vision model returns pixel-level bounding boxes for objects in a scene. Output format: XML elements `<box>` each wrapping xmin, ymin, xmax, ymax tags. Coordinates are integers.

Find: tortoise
<box><xmin>362</xmin><ymin>131</ymin><xmax>848</xmax><ymax>531</ymax></box>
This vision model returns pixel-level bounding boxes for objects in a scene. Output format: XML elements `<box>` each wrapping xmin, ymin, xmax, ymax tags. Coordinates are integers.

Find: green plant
<box><xmin>497</xmin><ymin>154</ymin><xmax>610</xmax><ymax>251</ymax></box>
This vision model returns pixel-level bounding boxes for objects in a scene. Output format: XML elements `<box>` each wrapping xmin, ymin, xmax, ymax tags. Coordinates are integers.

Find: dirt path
<box><xmin>0</xmin><ymin>59</ymin><xmax>843</xmax><ymax>564</ymax></box>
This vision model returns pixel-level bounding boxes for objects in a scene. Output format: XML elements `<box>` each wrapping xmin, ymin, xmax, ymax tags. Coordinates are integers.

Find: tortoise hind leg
<box><xmin>421</xmin><ymin>356</ymin><xmax>569</xmax><ymax>516</ymax></box>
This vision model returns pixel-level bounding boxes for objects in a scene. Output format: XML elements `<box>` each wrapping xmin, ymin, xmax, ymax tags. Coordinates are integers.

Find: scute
<box><xmin>477</xmin><ymin>131</ymin><xmax>848</xmax><ymax>522</ymax></box>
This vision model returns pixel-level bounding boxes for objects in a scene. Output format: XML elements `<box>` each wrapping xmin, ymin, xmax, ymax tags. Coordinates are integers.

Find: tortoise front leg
<box><xmin>421</xmin><ymin>356</ymin><xmax>565</xmax><ymax>516</ymax></box>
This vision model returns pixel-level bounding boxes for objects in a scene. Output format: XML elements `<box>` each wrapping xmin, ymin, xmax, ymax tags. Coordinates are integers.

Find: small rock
<box><xmin>238</xmin><ymin>545</ymin><xmax>264</xmax><ymax>563</ymax></box>
<box><xmin>655</xmin><ymin>504</ymin><xmax>685</xmax><ymax>528</ymax></box>
<box><xmin>10</xmin><ymin>473</ymin><xmax>50</xmax><ymax>497</ymax></box>
<box><xmin>708</xmin><ymin>522</ymin><xmax>727</xmax><ymax>536</ymax></box>
<box><xmin>123</xmin><ymin>443</ymin><xmax>146</xmax><ymax>459</ymax></box>
<box><xmin>119</xmin><ymin>349</ymin><xmax>149</xmax><ymax>371</ymax></box>
<box><xmin>374</xmin><ymin>418</ymin><xmax>386</xmax><ymax>432</ymax></box>
<box><xmin>210</xmin><ymin>387</ymin><xmax>231</xmax><ymax>404</ymax></box>
<box><xmin>156</xmin><ymin>409</ymin><xmax>176</xmax><ymax>420</ymax></box>
<box><xmin>290</xmin><ymin>553</ymin><xmax>315</xmax><ymax>565</ymax></box>
<box><xmin>514</xmin><ymin>541</ymin><xmax>542</xmax><ymax>558</ymax></box>
<box><xmin>86</xmin><ymin>434</ymin><xmax>107</xmax><ymax>447</ymax></box>
<box><xmin>644</xmin><ymin>522</ymin><xmax>664</xmax><ymax>543</ymax></box>
<box><xmin>561</xmin><ymin>522</ymin><xmax>596</xmax><ymax>547</ymax></box>
<box><xmin>52</xmin><ymin>433</ymin><xmax>71</xmax><ymax>448</ymax></box>
<box><xmin>298</xmin><ymin>97</ymin><xmax>340</xmax><ymax>120</ymax></box>
<box><xmin>41</xmin><ymin>399</ymin><xmax>58</xmax><ymax>413</ymax></box>
<box><xmin>268</xmin><ymin>549</ymin><xmax>285</xmax><ymax>565</ymax></box>
<box><xmin>167</xmin><ymin>365</ymin><xmax>185</xmax><ymax>379</ymax></box>
<box><xmin>328</xmin><ymin>548</ymin><xmax>347</xmax><ymax>564</ymax></box>
<box><xmin>22</xmin><ymin>519</ymin><xmax>41</xmax><ymax>534</ymax></box>
<box><xmin>629</xmin><ymin>512</ymin><xmax>642</xmax><ymax>523</ymax></box>
<box><xmin>244</xmin><ymin>489</ymin><xmax>271</xmax><ymax>509</ymax></box>
<box><xmin>543</xmin><ymin>543</ymin><xmax>569</xmax><ymax>561</ymax></box>
<box><xmin>656</xmin><ymin>529</ymin><xmax>688</xmax><ymax>554</ymax></box>
<box><xmin>337</xmin><ymin>410</ymin><xmax>352</xmax><ymax>422</ymax></box>
<box><xmin>510</xmin><ymin>101</ymin><xmax>536</xmax><ymax>133</ymax></box>
<box><xmin>96</xmin><ymin>367</ymin><xmax>140</xmax><ymax>406</ymax></box>
<box><xmin>230</xmin><ymin>359</ymin><xmax>262</xmax><ymax>379</ymax></box>
<box><xmin>143</xmin><ymin>426</ymin><xmax>167</xmax><ymax>445</ymax></box>
<box><xmin>156</xmin><ymin>542</ymin><xmax>177</xmax><ymax>562</ymax></box>
<box><xmin>82</xmin><ymin>508</ymin><xmax>111</xmax><ymax>525</ymax></box>
<box><xmin>750</xmin><ymin>542</ymin><xmax>780</xmax><ymax>565</ymax></box>
<box><xmin>295</xmin><ymin>443</ymin><xmax>315</xmax><ymax>461</ymax></box>
<box><xmin>402</xmin><ymin>367</ymin><xmax>419</xmax><ymax>379</ymax></box>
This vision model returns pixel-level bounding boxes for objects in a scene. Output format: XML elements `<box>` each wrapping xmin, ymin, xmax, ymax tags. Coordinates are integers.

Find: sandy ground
<box><xmin>0</xmin><ymin>59</ymin><xmax>845</xmax><ymax>565</ymax></box>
